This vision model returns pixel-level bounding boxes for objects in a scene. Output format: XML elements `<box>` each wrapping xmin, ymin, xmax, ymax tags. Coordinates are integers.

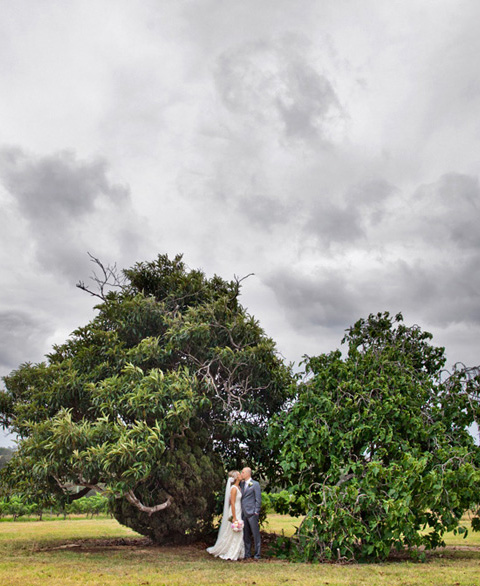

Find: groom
<box><xmin>240</xmin><ymin>467</ymin><xmax>261</xmax><ymax>560</ymax></box>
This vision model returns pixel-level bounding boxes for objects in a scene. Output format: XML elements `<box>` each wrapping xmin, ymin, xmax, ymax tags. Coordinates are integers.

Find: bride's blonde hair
<box><xmin>228</xmin><ymin>470</ymin><xmax>240</xmax><ymax>481</ymax></box>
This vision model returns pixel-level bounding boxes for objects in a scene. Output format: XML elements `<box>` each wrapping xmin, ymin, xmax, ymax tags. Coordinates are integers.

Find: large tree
<box><xmin>0</xmin><ymin>254</ymin><xmax>292</xmax><ymax>543</ymax></box>
<box><xmin>270</xmin><ymin>312</ymin><xmax>480</xmax><ymax>561</ymax></box>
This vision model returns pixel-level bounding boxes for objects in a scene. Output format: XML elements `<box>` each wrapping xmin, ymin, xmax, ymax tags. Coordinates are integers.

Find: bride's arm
<box><xmin>230</xmin><ymin>486</ymin><xmax>238</xmax><ymax>522</ymax></box>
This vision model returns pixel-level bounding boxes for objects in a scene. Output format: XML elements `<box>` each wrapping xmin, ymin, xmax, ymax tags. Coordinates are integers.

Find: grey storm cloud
<box><xmin>0</xmin><ymin>310</ymin><xmax>53</xmax><ymax>374</ymax></box>
<box><xmin>0</xmin><ymin>147</ymin><xmax>143</xmax><ymax>281</ymax></box>
<box><xmin>413</xmin><ymin>173</ymin><xmax>480</xmax><ymax>249</ymax></box>
<box><xmin>214</xmin><ymin>35</ymin><xmax>344</xmax><ymax>145</ymax></box>
<box><xmin>264</xmin><ymin>269</ymin><xmax>360</xmax><ymax>330</ymax></box>
<box><xmin>419</xmin><ymin>256</ymin><xmax>480</xmax><ymax>327</ymax></box>
<box><xmin>265</xmin><ymin>170</ymin><xmax>480</xmax><ymax>335</ymax></box>
<box><xmin>266</xmin><ymin>251</ymin><xmax>480</xmax><ymax>340</ymax></box>
<box><xmin>0</xmin><ymin>148</ymin><xmax>129</xmax><ymax>221</ymax></box>
<box><xmin>384</xmin><ymin>255</ymin><xmax>480</xmax><ymax>328</ymax></box>
<box><xmin>268</xmin><ymin>257</ymin><xmax>480</xmax><ymax>335</ymax></box>
<box><xmin>304</xmin><ymin>199</ymin><xmax>364</xmax><ymax>246</ymax></box>
<box><xmin>345</xmin><ymin>180</ymin><xmax>398</xmax><ymax>226</ymax></box>
<box><xmin>237</xmin><ymin>193</ymin><xmax>298</xmax><ymax>230</ymax></box>
<box><xmin>302</xmin><ymin>180</ymin><xmax>397</xmax><ymax>247</ymax></box>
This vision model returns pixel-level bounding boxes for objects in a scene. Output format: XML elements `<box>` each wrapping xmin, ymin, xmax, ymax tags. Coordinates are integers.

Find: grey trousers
<box><xmin>243</xmin><ymin>514</ymin><xmax>261</xmax><ymax>558</ymax></box>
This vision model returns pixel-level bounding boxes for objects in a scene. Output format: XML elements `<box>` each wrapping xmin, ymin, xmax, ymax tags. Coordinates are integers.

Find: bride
<box><xmin>207</xmin><ymin>470</ymin><xmax>245</xmax><ymax>561</ymax></box>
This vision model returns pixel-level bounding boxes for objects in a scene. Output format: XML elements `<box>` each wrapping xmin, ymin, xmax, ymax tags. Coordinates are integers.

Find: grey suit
<box><xmin>240</xmin><ymin>479</ymin><xmax>261</xmax><ymax>559</ymax></box>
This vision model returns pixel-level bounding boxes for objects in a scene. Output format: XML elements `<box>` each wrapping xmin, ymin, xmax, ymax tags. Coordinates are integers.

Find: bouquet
<box><xmin>231</xmin><ymin>519</ymin><xmax>244</xmax><ymax>532</ymax></box>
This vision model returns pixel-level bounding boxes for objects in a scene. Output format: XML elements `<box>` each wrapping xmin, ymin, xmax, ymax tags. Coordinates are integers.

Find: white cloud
<box><xmin>0</xmin><ymin>147</ymin><xmax>146</xmax><ymax>281</ymax></box>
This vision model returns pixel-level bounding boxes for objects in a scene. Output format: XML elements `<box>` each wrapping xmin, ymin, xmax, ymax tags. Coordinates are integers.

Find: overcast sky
<box><xmin>1</xmin><ymin>1</ymin><xmax>480</xmax><ymax>446</ymax></box>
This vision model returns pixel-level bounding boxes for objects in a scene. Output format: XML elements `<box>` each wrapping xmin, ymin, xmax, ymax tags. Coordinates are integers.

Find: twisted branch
<box><xmin>53</xmin><ymin>475</ymin><xmax>172</xmax><ymax>516</ymax></box>
<box><xmin>125</xmin><ymin>490</ymin><xmax>172</xmax><ymax>516</ymax></box>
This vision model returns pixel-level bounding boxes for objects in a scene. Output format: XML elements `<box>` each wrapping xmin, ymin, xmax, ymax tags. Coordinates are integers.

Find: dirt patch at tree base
<box><xmin>38</xmin><ymin>533</ymin><xmax>480</xmax><ymax>563</ymax></box>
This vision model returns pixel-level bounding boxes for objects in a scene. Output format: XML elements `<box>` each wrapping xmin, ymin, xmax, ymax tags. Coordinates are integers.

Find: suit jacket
<box><xmin>240</xmin><ymin>479</ymin><xmax>261</xmax><ymax>517</ymax></box>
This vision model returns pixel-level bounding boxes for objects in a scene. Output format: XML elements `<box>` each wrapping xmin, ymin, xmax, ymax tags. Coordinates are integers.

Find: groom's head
<box><xmin>241</xmin><ymin>467</ymin><xmax>252</xmax><ymax>481</ymax></box>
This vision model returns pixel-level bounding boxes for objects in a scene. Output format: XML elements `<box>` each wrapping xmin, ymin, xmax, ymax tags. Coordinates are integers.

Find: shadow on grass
<box><xmin>32</xmin><ymin>530</ymin><xmax>480</xmax><ymax>566</ymax></box>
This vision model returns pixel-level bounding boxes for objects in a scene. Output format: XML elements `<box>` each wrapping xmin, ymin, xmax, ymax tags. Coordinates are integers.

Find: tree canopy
<box><xmin>269</xmin><ymin>312</ymin><xmax>480</xmax><ymax>561</ymax></box>
<box><xmin>0</xmin><ymin>254</ymin><xmax>293</xmax><ymax>543</ymax></box>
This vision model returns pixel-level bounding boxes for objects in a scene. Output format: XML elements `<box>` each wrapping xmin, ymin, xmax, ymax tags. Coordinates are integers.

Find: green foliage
<box><xmin>262</xmin><ymin>491</ymin><xmax>296</xmax><ymax>514</ymax></box>
<box><xmin>0</xmin><ymin>254</ymin><xmax>292</xmax><ymax>543</ymax></box>
<box><xmin>270</xmin><ymin>312</ymin><xmax>480</xmax><ymax>562</ymax></box>
<box><xmin>0</xmin><ymin>493</ymin><xmax>109</xmax><ymax>520</ymax></box>
<box><xmin>0</xmin><ymin>495</ymin><xmax>34</xmax><ymax>520</ymax></box>
<box><xmin>259</xmin><ymin>491</ymin><xmax>296</xmax><ymax>528</ymax></box>
<box><xmin>65</xmin><ymin>493</ymin><xmax>109</xmax><ymax>517</ymax></box>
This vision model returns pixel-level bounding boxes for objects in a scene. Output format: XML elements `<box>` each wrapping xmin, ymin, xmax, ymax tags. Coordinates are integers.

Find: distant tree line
<box><xmin>0</xmin><ymin>493</ymin><xmax>109</xmax><ymax>521</ymax></box>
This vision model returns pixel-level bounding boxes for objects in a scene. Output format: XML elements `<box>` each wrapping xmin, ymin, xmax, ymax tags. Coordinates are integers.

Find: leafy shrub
<box><xmin>270</xmin><ymin>313</ymin><xmax>480</xmax><ymax>562</ymax></box>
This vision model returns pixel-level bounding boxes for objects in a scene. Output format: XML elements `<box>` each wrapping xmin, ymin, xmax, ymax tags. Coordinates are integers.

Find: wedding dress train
<box><xmin>207</xmin><ymin>480</ymin><xmax>245</xmax><ymax>561</ymax></box>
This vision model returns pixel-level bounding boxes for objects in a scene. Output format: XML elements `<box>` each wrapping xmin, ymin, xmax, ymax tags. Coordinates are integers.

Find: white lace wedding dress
<box><xmin>207</xmin><ymin>482</ymin><xmax>245</xmax><ymax>561</ymax></box>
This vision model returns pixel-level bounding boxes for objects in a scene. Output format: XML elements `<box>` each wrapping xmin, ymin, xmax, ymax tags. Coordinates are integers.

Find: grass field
<box><xmin>0</xmin><ymin>515</ymin><xmax>479</xmax><ymax>586</ymax></box>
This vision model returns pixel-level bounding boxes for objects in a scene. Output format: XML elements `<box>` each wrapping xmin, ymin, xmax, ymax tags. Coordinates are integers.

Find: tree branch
<box><xmin>125</xmin><ymin>490</ymin><xmax>172</xmax><ymax>516</ymax></box>
<box><xmin>76</xmin><ymin>252</ymin><xmax>126</xmax><ymax>300</ymax></box>
<box><xmin>54</xmin><ymin>475</ymin><xmax>173</xmax><ymax>516</ymax></box>
<box><xmin>68</xmin><ymin>486</ymin><xmax>94</xmax><ymax>501</ymax></box>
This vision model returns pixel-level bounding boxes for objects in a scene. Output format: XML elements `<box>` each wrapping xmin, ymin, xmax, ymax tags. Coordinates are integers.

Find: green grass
<box><xmin>0</xmin><ymin>516</ymin><xmax>478</xmax><ymax>586</ymax></box>
<box><xmin>0</xmin><ymin>514</ymin><xmax>112</xmax><ymax>524</ymax></box>
<box><xmin>263</xmin><ymin>513</ymin><xmax>302</xmax><ymax>537</ymax></box>
<box><xmin>265</xmin><ymin>513</ymin><xmax>480</xmax><ymax>545</ymax></box>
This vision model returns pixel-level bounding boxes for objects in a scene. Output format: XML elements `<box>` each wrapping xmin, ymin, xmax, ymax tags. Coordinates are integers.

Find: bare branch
<box><xmin>76</xmin><ymin>252</ymin><xmax>126</xmax><ymax>300</ymax></box>
<box><xmin>234</xmin><ymin>273</ymin><xmax>254</xmax><ymax>287</ymax></box>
